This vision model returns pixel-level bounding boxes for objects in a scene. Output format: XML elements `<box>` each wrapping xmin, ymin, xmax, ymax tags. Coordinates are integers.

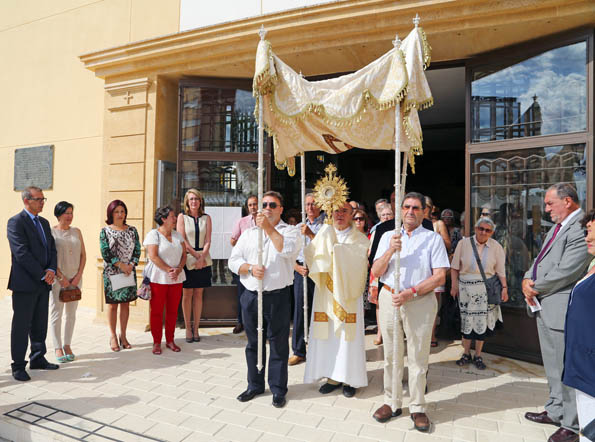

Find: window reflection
<box><xmin>471</xmin><ymin>41</ymin><xmax>587</xmax><ymax>142</ymax></box>
<box><xmin>470</xmin><ymin>144</ymin><xmax>587</xmax><ymax>307</ymax></box>
<box><xmin>181</xmin><ymin>87</ymin><xmax>262</xmax><ymax>152</ymax></box>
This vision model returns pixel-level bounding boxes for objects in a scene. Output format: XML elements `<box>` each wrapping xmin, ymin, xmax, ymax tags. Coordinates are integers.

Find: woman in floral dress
<box><xmin>100</xmin><ymin>200</ymin><xmax>141</xmax><ymax>352</ymax></box>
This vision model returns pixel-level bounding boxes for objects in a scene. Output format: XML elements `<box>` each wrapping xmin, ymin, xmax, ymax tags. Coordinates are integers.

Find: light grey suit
<box><xmin>524</xmin><ymin>209</ymin><xmax>590</xmax><ymax>432</ymax></box>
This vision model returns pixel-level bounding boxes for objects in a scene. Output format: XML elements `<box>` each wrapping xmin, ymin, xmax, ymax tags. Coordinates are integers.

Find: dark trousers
<box><xmin>232</xmin><ymin>272</ymin><xmax>243</xmax><ymax>325</ymax></box>
<box><xmin>241</xmin><ymin>286</ymin><xmax>291</xmax><ymax>396</ymax></box>
<box><xmin>292</xmin><ymin>271</ymin><xmax>315</xmax><ymax>358</ymax></box>
<box><xmin>11</xmin><ymin>289</ymin><xmax>49</xmax><ymax>371</ymax></box>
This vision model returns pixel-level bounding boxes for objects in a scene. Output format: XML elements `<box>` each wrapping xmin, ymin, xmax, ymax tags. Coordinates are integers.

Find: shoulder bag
<box><xmin>137</xmin><ymin>229</ymin><xmax>160</xmax><ymax>301</ymax></box>
<box><xmin>470</xmin><ymin>237</ymin><xmax>503</xmax><ymax>305</ymax></box>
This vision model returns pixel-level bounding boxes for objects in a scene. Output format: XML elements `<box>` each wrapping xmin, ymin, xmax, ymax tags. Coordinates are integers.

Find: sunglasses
<box><xmin>481</xmin><ymin>212</ymin><xmax>490</xmax><ymax>216</ymax></box>
<box><xmin>353</xmin><ymin>217</ymin><xmax>365</xmax><ymax>222</ymax></box>
<box><xmin>262</xmin><ymin>202</ymin><xmax>278</xmax><ymax>209</ymax></box>
<box><xmin>476</xmin><ymin>226</ymin><xmax>493</xmax><ymax>233</ymax></box>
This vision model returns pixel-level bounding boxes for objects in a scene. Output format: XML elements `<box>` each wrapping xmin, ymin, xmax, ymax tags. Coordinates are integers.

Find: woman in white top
<box><xmin>144</xmin><ymin>206</ymin><xmax>186</xmax><ymax>355</ymax></box>
<box><xmin>176</xmin><ymin>189</ymin><xmax>212</xmax><ymax>343</ymax></box>
<box><xmin>50</xmin><ymin>201</ymin><xmax>86</xmax><ymax>363</ymax></box>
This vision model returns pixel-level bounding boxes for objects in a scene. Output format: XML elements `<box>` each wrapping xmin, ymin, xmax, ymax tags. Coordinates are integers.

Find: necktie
<box><xmin>532</xmin><ymin>223</ymin><xmax>561</xmax><ymax>280</ymax></box>
<box><xmin>34</xmin><ymin>216</ymin><xmax>50</xmax><ymax>264</ymax></box>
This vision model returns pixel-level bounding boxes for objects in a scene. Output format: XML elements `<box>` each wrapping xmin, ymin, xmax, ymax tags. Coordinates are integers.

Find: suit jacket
<box><xmin>7</xmin><ymin>210</ymin><xmax>57</xmax><ymax>293</ymax></box>
<box><xmin>524</xmin><ymin>210</ymin><xmax>590</xmax><ymax>330</ymax></box>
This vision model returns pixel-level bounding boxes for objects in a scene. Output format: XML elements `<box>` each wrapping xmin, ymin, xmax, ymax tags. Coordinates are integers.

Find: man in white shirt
<box><xmin>371</xmin><ymin>191</ymin><xmax>449</xmax><ymax>431</ymax></box>
<box><xmin>228</xmin><ymin>191</ymin><xmax>300</xmax><ymax>409</ymax></box>
<box><xmin>290</xmin><ymin>193</ymin><xmax>325</xmax><ymax>366</ymax></box>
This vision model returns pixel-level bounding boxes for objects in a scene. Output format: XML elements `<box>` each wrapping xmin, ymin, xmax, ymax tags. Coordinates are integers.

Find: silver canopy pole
<box><xmin>300</xmin><ymin>153</ymin><xmax>309</xmax><ymax>343</ymax></box>
<box><xmin>391</xmin><ymin>33</ymin><xmax>403</xmax><ymax>414</ymax></box>
<box><xmin>256</xmin><ymin>25</ymin><xmax>266</xmax><ymax>373</ymax></box>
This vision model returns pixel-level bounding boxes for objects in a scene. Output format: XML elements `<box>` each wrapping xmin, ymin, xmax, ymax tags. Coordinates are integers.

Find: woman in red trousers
<box><xmin>143</xmin><ymin>206</ymin><xmax>186</xmax><ymax>354</ymax></box>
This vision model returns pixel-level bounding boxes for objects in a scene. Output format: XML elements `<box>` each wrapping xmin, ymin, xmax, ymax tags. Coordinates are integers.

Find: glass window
<box><xmin>181</xmin><ymin>86</ymin><xmax>263</xmax><ymax>153</ymax></box>
<box><xmin>471</xmin><ymin>41</ymin><xmax>587</xmax><ymax>143</ymax></box>
<box><xmin>180</xmin><ymin>160</ymin><xmax>263</xmax><ymax>286</ymax></box>
<box><xmin>470</xmin><ymin>144</ymin><xmax>587</xmax><ymax>307</ymax></box>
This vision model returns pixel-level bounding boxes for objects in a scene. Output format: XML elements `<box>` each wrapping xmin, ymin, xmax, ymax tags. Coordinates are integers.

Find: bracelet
<box><xmin>411</xmin><ymin>286</ymin><xmax>417</xmax><ymax>298</ymax></box>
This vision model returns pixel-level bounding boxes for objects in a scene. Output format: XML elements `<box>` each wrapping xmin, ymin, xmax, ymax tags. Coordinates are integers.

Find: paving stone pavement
<box><xmin>0</xmin><ymin>297</ymin><xmax>552</xmax><ymax>441</ymax></box>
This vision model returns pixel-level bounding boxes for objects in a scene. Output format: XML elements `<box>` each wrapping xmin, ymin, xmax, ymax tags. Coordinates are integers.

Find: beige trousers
<box><xmin>378</xmin><ymin>285</ymin><xmax>436</xmax><ymax>413</ymax></box>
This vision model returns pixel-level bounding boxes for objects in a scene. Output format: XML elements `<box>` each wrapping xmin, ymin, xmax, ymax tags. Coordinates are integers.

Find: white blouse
<box><xmin>143</xmin><ymin>229</ymin><xmax>186</xmax><ymax>285</ymax></box>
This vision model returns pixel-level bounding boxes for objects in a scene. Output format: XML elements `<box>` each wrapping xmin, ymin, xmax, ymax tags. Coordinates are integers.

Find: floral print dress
<box><xmin>100</xmin><ymin>226</ymin><xmax>141</xmax><ymax>304</ymax></box>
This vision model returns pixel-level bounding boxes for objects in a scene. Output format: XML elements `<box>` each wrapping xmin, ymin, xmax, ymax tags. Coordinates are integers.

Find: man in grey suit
<box><xmin>522</xmin><ymin>183</ymin><xmax>590</xmax><ymax>442</ymax></box>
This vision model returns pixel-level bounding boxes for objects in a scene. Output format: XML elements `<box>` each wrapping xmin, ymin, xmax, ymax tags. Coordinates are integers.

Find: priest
<box><xmin>303</xmin><ymin>200</ymin><xmax>369</xmax><ymax>397</ymax></box>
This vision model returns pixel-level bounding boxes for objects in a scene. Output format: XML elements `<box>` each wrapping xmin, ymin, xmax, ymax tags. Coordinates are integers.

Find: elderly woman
<box><xmin>563</xmin><ymin>209</ymin><xmax>595</xmax><ymax>442</ymax></box>
<box><xmin>144</xmin><ymin>206</ymin><xmax>186</xmax><ymax>355</ymax></box>
<box><xmin>177</xmin><ymin>189</ymin><xmax>212</xmax><ymax>343</ymax></box>
<box><xmin>51</xmin><ymin>201</ymin><xmax>86</xmax><ymax>363</ymax></box>
<box><xmin>450</xmin><ymin>217</ymin><xmax>508</xmax><ymax>370</ymax></box>
<box><xmin>100</xmin><ymin>200</ymin><xmax>141</xmax><ymax>352</ymax></box>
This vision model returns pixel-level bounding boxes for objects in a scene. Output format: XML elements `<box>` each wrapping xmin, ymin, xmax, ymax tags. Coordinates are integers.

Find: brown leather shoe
<box><xmin>288</xmin><ymin>355</ymin><xmax>305</xmax><ymax>366</ymax></box>
<box><xmin>411</xmin><ymin>412</ymin><xmax>431</xmax><ymax>432</ymax></box>
<box><xmin>547</xmin><ymin>428</ymin><xmax>579</xmax><ymax>442</ymax></box>
<box><xmin>372</xmin><ymin>404</ymin><xmax>402</xmax><ymax>423</ymax></box>
<box><xmin>524</xmin><ymin>411</ymin><xmax>560</xmax><ymax>427</ymax></box>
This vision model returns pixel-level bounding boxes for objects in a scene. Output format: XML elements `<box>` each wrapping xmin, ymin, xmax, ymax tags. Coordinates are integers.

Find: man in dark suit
<box><xmin>7</xmin><ymin>186</ymin><xmax>59</xmax><ymax>381</ymax></box>
<box><xmin>522</xmin><ymin>183</ymin><xmax>590</xmax><ymax>442</ymax></box>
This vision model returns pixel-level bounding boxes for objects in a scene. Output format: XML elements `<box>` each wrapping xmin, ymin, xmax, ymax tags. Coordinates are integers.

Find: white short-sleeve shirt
<box><xmin>143</xmin><ymin>229</ymin><xmax>187</xmax><ymax>285</ymax></box>
<box><xmin>374</xmin><ymin>225</ymin><xmax>450</xmax><ymax>291</ymax></box>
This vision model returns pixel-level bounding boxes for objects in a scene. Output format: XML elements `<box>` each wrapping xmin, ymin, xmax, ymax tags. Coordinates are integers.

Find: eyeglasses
<box><xmin>402</xmin><ymin>204</ymin><xmax>422</xmax><ymax>211</ymax></box>
<box><xmin>262</xmin><ymin>202</ymin><xmax>278</xmax><ymax>209</ymax></box>
<box><xmin>29</xmin><ymin>197</ymin><xmax>47</xmax><ymax>202</ymax></box>
<box><xmin>481</xmin><ymin>212</ymin><xmax>490</xmax><ymax>216</ymax></box>
<box><xmin>476</xmin><ymin>226</ymin><xmax>493</xmax><ymax>233</ymax></box>
<box><xmin>353</xmin><ymin>217</ymin><xmax>365</xmax><ymax>222</ymax></box>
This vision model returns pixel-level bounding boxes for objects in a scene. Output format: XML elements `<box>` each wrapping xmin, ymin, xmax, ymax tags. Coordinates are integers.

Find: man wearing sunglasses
<box><xmin>229</xmin><ymin>191</ymin><xmax>300</xmax><ymax>409</ymax></box>
<box><xmin>522</xmin><ymin>183</ymin><xmax>590</xmax><ymax>442</ymax></box>
<box><xmin>7</xmin><ymin>186</ymin><xmax>59</xmax><ymax>381</ymax></box>
<box><xmin>289</xmin><ymin>193</ymin><xmax>325</xmax><ymax>366</ymax></box>
<box><xmin>371</xmin><ymin>192</ymin><xmax>449</xmax><ymax>431</ymax></box>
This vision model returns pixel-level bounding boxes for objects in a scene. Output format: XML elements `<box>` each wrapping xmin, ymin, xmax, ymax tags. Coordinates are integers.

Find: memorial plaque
<box><xmin>14</xmin><ymin>145</ymin><xmax>54</xmax><ymax>191</ymax></box>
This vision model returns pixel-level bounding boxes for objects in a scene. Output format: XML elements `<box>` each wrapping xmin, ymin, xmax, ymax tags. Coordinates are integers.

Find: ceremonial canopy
<box><xmin>253</xmin><ymin>26</ymin><xmax>433</xmax><ymax>174</ymax></box>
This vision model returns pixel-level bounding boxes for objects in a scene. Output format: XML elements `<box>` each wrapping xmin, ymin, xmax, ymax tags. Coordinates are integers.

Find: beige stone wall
<box><xmin>0</xmin><ymin>1</ymin><xmax>180</xmax><ymax>321</ymax></box>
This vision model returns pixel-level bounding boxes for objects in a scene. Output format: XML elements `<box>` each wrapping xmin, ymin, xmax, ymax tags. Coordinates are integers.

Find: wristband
<box><xmin>411</xmin><ymin>286</ymin><xmax>417</xmax><ymax>298</ymax></box>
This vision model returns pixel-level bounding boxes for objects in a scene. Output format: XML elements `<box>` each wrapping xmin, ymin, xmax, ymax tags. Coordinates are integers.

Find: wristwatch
<box><xmin>411</xmin><ymin>286</ymin><xmax>418</xmax><ymax>298</ymax></box>
<box><xmin>248</xmin><ymin>265</ymin><xmax>253</xmax><ymax>276</ymax></box>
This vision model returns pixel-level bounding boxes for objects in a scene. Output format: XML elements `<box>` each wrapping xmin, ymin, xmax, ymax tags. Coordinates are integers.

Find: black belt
<box><xmin>246</xmin><ymin>286</ymin><xmax>290</xmax><ymax>296</ymax></box>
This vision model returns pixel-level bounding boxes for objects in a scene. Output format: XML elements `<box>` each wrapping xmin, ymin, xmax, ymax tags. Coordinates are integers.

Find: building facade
<box><xmin>2</xmin><ymin>0</ymin><xmax>593</xmax><ymax>362</ymax></box>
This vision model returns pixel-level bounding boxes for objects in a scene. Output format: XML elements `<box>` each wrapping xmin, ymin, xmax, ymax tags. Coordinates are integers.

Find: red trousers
<box><xmin>149</xmin><ymin>283</ymin><xmax>183</xmax><ymax>344</ymax></box>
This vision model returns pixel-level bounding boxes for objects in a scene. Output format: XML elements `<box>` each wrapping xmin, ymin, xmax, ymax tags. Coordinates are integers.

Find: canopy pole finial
<box><xmin>259</xmin><ymin>25</ymin><xmax>267</xmax><ymax>41</ymax></box>
<box><xmin>392</xmin><ymin>34</ymin><xmax>401</xmax><ymax>49</ymax></box>
<box><xmin>413</xmin><ymin>13</ymin><xmax>420</xmax><ymax>28</ymax></box>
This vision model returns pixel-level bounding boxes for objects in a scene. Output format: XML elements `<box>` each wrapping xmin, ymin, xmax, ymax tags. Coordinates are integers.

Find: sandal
<box><xmin>473</xmin><ymin>355</ymin><xmax>486</xmax><ymax>370</ymax></box>
<box><xmin>166</xmin><ymin>342</ymin><xmax>181</xmax><ymax>352</ymax></box>
<box><xmin>110</xmin><ymin>336</ymin><xmax>120</xmax><ymax>352</ymax></box>
<box><xmin>152</xmin><ymin>344</ymin><xmax>162</xmax><ymax>355</ymax></box>
<box><xmin>55</xmin><ymin>349</ymin><xmax>69</xmax><ymax>364</ymax></box>
<box><xmin>456</xmin><ymin>353</ymin><xmax>472</xmax><ymax>366</ymax></box>
<box><xmin>119</xmin><ymin>335</ymin><xmax>132</xmax><ymax>350</ymax></box>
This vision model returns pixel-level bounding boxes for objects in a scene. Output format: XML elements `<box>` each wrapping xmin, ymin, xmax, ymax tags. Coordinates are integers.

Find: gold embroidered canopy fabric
<box><xmin>253</xmin><ymin>27</ymin><xmax>433</xmax><ymax>174</ymax></box>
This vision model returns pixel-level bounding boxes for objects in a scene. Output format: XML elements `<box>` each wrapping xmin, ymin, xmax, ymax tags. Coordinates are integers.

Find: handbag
<box><xmin>59</xmin><ymin>286</ymin><xmax>81</xmax><ymax>303</ymax></box>
<box><xmin>470</xmin><ymin>237</ymin><xmax>503</xmax><ymax>305</ymax></box>
<box><xmin>137</xmin><ymin>276</ymin><xmax>151</xmax><ymax>301</ymax></box>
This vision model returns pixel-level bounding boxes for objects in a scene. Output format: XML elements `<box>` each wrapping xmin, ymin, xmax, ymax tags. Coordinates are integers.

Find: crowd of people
<box><xmin>6</xmin><ymin>184</ymin><xmax>595</xmax><ymax>440</ymax></box>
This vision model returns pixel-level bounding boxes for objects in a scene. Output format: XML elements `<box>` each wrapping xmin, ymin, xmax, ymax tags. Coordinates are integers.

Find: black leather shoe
<box><xmin>319</xmin><ymin>382</ymin><xmax>342</xmax><ymax>394</ymax></box>
<box><xmin>524</xmin><ymin>411</ymin><xmax>560</xmax><ymax>427</ymax></box>
<box><xmin>12</xmin><ymin>369</ymin><xmax>31</xmax><ymax>382</ymax></box>
<box><xmin>236</xmin><ymin>389</ymin><xmax>264</xmax><ymax>402</ymax></box>
<box><xmin>232</xmin><ymin>324</ymin><xmax>244</xmax><ymax>334</ymax></box>
<box><xmin>343</xmin><ymin>385</ymin><xmax>356</xmax><ymax>398</ymax></box>
<box><xmin>30</xmin><ymin>361</ymin><xmax>59</xmax><ymax>370</ymax></box>
<box><xmin>272</xmin><ymin>395</ymin><xmax>286</xmax><ymax>408</ymax></box>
